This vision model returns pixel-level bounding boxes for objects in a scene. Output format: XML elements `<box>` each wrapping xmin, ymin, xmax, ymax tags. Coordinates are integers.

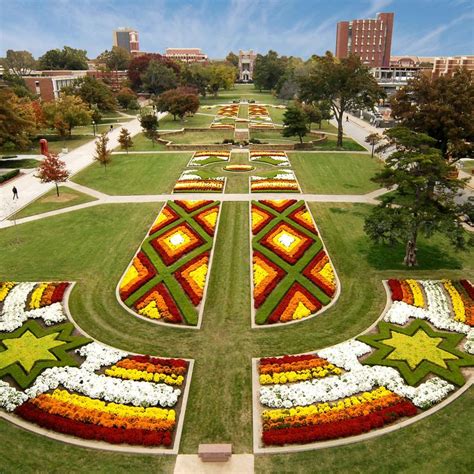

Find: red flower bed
<box><xmin>120</xmin><ymin>252</ymin><xmax>157</xmax><ymax>301</ymax></box>
<box><xmin>262</xmin><ymin>400</ymin><xmax>417</xmax><ymax>446</ymax></box>
<box><xmin>460</xmin><ymin>280</ymin><xmax>474</xmax><ymax>300</ymax></box>
<box><xmin>15</xmin><ymin>402</ymin><xmax>173</xmax><ymax>447</ymax></box>
<box><xmin>129</xmin><ymin>354</ymin><xmax>188</xmax><ymax>369</ymax></box>
<box><xmin>302</xmin><ymin>250</ymin><xmax>335</xmax><ymax>297</ymax></box>
<box><xmin>134</xmin><ymin>283</ymin><xmax>183</xmax><ymax>324</ymax></box>
<box><xmin>260</xmin><ymin>354</ymin><xmax>316</xmax><ymax>365</ymax></box>
<box><xmin>388</xmin><ymin>279</ymin><xmax>403</xmax><ymax>301</ymax></box>
<box><xmin>260</xmin><ymin>200</ymin><xmax>297</xmax><ymax>212</ymax></box>
<box><xmin>50</xmin><ymin>282</ymin><xmax>69</xmax><ymax>304</ymax></box>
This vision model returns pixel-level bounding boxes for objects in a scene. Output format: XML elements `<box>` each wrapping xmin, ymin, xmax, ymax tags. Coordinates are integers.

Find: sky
<box><xmin>0</xmin><ymin>0</ymin><xmax>473</xmax><ymax>59</ymax></box>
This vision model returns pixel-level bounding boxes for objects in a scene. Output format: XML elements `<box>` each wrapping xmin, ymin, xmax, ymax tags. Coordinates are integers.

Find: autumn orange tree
<box><xmin>36</xmin><ymin>153</ymin><xmax>70</xmax><ymax>196</ymax></box>
<box><xmin>94</xmin><ymin>132</ymin><xmax>112</xmax><ymax>171</ymax></box>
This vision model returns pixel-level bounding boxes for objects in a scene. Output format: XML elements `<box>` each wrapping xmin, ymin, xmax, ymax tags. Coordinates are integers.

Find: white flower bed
<box><xmin>178</xmin><ymin>171</ymin><xmax>225</xmax><ymax>181</ymax></box>
<box><xmin>251</xmin><ymin>170</ymin><xmax>296</xmax><ymax>181</ymax></box>
<box><xmin>384</xmin><ymin>280</ymin><xmax>473</xmax><ymax>354</ymax></box>
<box><xmin>0</xmin><ymin>283</ymin><xmax>66</xmax><ymax>332</ymax></box>
<box><xmin>77</xmin><ymin>342</ymin><xmax>127</xmax><ymax>372</ymax></box>
<box><xmin>0</xmin><ymin>381</ymin><xmax>28</xmax><ymax>412</ymax></box>
<box><xmin>25</xmin><ymin>366</ymin><xmax>181</xmax><ymax>408</ymax></box>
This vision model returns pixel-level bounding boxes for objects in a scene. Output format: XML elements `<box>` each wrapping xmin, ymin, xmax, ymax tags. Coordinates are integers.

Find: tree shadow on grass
<box><xmin>362</xmin><ymin>240</ymin><xmax>464</xmax><ymax>271</ymax></box>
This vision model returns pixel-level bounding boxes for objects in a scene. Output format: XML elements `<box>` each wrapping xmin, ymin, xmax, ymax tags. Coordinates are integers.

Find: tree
<box><xmin>42</xmin><ymin>95</ymin><xmax>91</xmax><ymax>138</ymax></box>
<box><xmin>364</xmin><ymin>127</ymin><xmax>471</xmax><ymax>266</ymax></box>
<box><xmin>282</xmin><ymin>104</ymin><xmax>308</xmax><ymax>143</ymax></box>
<box><xmin>302</xmin><ymin>103</ymin><xmax>322</xmax><ymax>130</ymax></box>
<box><xmin>116</xmin><ymin>87</ymin><xmax>139</xmax><ymax>109</ymax></box>
<box><xmin>3</xmin><ymin>50</ymin><xmax>36</xmax><ymax>75</ymax></box>
<box><xmin>207</xmin><ymin>64</ymin><xmax>236</xmax><ymax>97</ymax></box>
<box><xmin>365</xmin><ymin>132</ymin><xmax>383</xmax><ymax>158</ymax></box>
<box><xmin>97</xmin><ymin>46</ymin><xmax>131</xmax><ymax>71</ymax></box>
<box><xmin>62</xmin><ymin>76</ymin><xmax>117</xmax><ymax>111</ymax></box>
<box><xmin>128</xmin><ymin>53</ymin><xmax>180</xmax><ymax>91</ymax></box>
<box><xmin>139</xmin><ymin>113</ymin><xmax>159</xmax><ymax>147</ymax></box>
<box><xmin>38</xmin><ymin>46</ymin><xmax>88</xmax><ymax>70</ymax></box>
<box><xmin>0</xmin><ymin>89</ymin><xmax>36</xmax><ymax>150</ymax></box>
<box><xmin>180</xmin><ymin>63</ymin><xmax>210</xmax><ymax>96</ymax></box>
<box><xmin>225</xmin><ymin>52</ymin><xmax>239</xmax><ymax>68</ymax></box>
<box><xmin>298</xmin><ymin>52</ymin><xmax>384</xmax><ymax>147</ymax></box>
<box><xmin>118</xmin><ymin>127</ymin><xmax>133</xmax><ymax>154</ymax></box>
<box><xmin>93</xmin><ymin>132</ymin><xmax>112</xmax><ymax>171</ymax></box>
<box><xmin>141</xmin><ymin>60</ymin><xmax>178</xmax><ymax>95</ymax></box>
<box><xmin>390</xmin><ymin>68</ymin><xmax>474</xmax><ymax>161</ymax></box>
<box><xmin>253</xmin><ymin>50</ymin><xmax>287</xmax><ymax>91</ymax></box>
<box><xmin>36</xmin><ymin>153</ymin><xmax>70</xmax><ymax>196</ymax></box>
<box><xmin>155</xmin><ymin>87</ymin><xmax>200</xmax><ymax>121</ymax></box>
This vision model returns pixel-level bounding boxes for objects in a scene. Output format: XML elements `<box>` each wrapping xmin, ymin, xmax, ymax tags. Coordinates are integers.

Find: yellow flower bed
<box><xmin>443</xmin><ymin>280</ymin><xmax>466</xmax><ymax>322</ymax></box>
<box><xmin>0</xmin><ymin>282</ymin><xmax>15</xmax><ymax>302</ymax></box>
<box><xmin>29</xmin><ymin>283</ymin><xmax>48</xmax><ymax>309</ymax></box>
<box><xmin>407</xmin><ymin>279</ymin><xmax>424</xmax><ymax>307</ymax></box>
<box><xmin>259</xmin><ymin>365</ymin><xmax>342</xmax><ymax>384</ymax></box>
<box><xmin>105</xmin><ymin>366</ymin><xmax>185</xmax><ymax>386</ymax></box>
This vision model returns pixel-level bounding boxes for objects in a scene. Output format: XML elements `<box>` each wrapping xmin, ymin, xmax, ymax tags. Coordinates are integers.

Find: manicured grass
<box><xmin>461</xmin><ymin>159</ymin><xmax>474</xmax><ymax>174</ymax></box>
<box><xmin>12</xmin><ymin>186</ymin><xmax>97</xmax><ymax>219</ymax></box>
<box><xmin>0</xmin><ymin>158</ymin><xmax>38</xmax><ymax>169</ymax></box>
<box><xmin>251</xmin><ymin>130</ymin><xmax>365</xmax><ymax>151</ymax></box>
<box><xmin>73</xmin><ymin>153</ymin><xmax>191</xmax><ymax>195</ymax></box>
<box><xmin>289</xmin><ymin>152</ymin><xmax>382</xmax><ymax>194</ymax></box>
<box><xmin>0</xmin><ymin>202</ymin><xmax>471</xmax><ymax>462</ymax></box>
<box><xmin>158</xmin><ymin>112</ymin><xmax>215</xmax><ymax>130</ymax></box>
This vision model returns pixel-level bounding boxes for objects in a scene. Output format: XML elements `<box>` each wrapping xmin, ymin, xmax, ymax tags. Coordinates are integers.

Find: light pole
<box><xmin>92</xmin><ymin>120</ymin><xmax>96</xmax><ymax>137</ymax></box>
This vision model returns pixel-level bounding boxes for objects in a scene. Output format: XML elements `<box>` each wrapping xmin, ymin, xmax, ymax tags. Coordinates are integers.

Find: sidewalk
<box><xmin>0</xmin><ymin>114</ymin><xmax>165</xmax><ymax>221</ymax></box>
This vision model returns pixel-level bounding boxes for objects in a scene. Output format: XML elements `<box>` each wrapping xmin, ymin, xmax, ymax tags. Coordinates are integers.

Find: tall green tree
<box><xmin>364</xmin><ymin>127</ymin><xmax>471</xmax><ymax>266</ymax></box>
<box><xmin>97</xmin><ymin>46</ymin><xmax>131</xmax><ymax>71</ymax></box>
<box><xmin>298</xmin><ymin>52</ymin><xmax>383</xmax><ymax>147</ymax></box>
<box><xmin>3</xmin><ymin>50</ymin><xmax>36</xmax><ymax>75</ymax></box>
<box><xmin>181</xmin><ymin>63</ymin><xmax>210</xmax><ymax>96</ymax></box>
<box><xmin>225</xmin><ymin>52</ymin><xmax>239</xmax><ymax>68</ymax></box>
<box><xmin>253</xmin><ymin>50</ymin><xmax>287</xmax><ymax>91</ymax></box>
<box><xmin>42</xmin><ymin>95</ymin><xmax>91</xmax><ymax>138</ymax></box>
<box><xmin>62</xmin><ymin>76</ymin><xmax>117</xmax><ymax>112</ymax></box>
<box><xmin>38</xmin><ymin>46</ymin><xmax>88</xmax><ymax>70</ymax></box>
<box><xmin>282</xmin><ymin>104</ymin><xmax>308</xmax><ymax>143</ymax></box>
<box><xmin>207</xmin><ymin>64</ymin><xmax>236</xmax><ymax>97</ymax></box>
<box><xmin>390</xmin><ymin>68</ymin><xmax>474</xmax><ymax>161</ymax></box>
<box><xmin>118</xmin><ymin>127</ymin><xmax>133</xmax><ymax>154</ymax></box>
<box><xmin>141</xmin><ymin>60</ymin><xmax>178</xmax><ymax>95</ymax></box>
<box><xmin>139</xmin><ymin>113</ymin><xmax>159</xmax><ymax>147</ymax></box>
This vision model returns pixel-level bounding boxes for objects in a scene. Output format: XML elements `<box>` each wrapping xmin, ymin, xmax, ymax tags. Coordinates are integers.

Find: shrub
<box><xmin>0</xmin><ymin>169</ymin><xmax>20</xmax><ymax>183</ymax></box>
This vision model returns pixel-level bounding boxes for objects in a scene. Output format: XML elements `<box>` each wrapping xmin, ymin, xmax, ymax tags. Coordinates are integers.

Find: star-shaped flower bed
<box><xmin>0</xmin><ymin>320</ymin><xmax>90</xmax><ymax>389</ymax></box>
<box><xmin>358</xmin><ymin>319</ymin><xmax>474</xmax><ymax>386</ymax></box>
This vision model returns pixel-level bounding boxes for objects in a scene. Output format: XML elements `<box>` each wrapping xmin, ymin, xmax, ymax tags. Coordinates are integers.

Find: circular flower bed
<box><xmin>223</xmin><ymin>164</ymin><xmax>255</xmax><ymax>172</ymax></box>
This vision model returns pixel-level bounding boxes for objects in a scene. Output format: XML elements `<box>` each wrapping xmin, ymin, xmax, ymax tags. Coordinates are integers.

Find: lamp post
<box><xmin>92</xmin><ymin>120</ymin><xmax>96</xmax><ymax>137</ymax></box>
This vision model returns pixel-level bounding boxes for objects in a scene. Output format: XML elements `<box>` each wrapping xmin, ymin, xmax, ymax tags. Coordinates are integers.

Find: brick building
<box><xmin>164</xmin><ymin>48</ymin><xmax>208</xmax><ymax>63</ymax></box>
<box><xmin>431</xmin><ymin>56</ymin><xmax>474</xmax><ymax>78</ymax></box>
<box><xmin>336</xmin><ymin>12</ymin><xmax>394</xmax><ymax>67</ymax></box>
<box><xmin>238</xmin><ymin>50</ymin><xmax>256</xmax><ymax>82</ymax></box>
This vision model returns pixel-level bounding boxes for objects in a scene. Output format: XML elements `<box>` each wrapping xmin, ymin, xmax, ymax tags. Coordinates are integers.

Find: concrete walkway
<box><xmin>174</xmin><ymin>454</ymin><xmax>254</xmax><ymax>474</ymax></box>
<box><xmin>330</xmin><ymin>114</ymin><xmax>384</xmax><ymax>152</ymax></box>
<box><xmin>0</xmin><ymin>113</ymin><xmax>166</xmax><ymax>222</ymax></box>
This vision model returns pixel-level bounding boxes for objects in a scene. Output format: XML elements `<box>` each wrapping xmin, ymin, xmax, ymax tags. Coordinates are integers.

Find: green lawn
<box><xmin>0</xmin><ymin>201</ymin><xmax>472</xmax><ymax>466</ymax></box>
<box><xmin>289</xmin><ymin>152</ymin><xmax>382</xmax><ymax>194</ymax></box>
<box><xmin>12</xmin><ymin>186</ymin><xmax>97</xmax><ymax>219</ymax></box>
<box><xmin>158</xmin><ymin>112</ymin><xmax>215</xmax><ymax>130</ymax></box>
<box><xmin>461</xmin><ymin>159</ymin><xmax>474</xmax><ymax>174</ymax></box>
<box><xmin>72</xmin><ymin>153</ymin><xmax>191</xmax><ymax>195</ymax></box>
<box><xmin>251</xmin><ymin>130</ymin><xmax>366</xmax><ymax>151</ymax></box>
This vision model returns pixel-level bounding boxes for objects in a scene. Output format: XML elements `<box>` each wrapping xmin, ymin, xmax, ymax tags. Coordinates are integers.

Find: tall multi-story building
<box><xmin>164</xmin><ymin>48</ymin><xmax>208</xmax><ymax>63</ymax></box>
<box><xmin>238</xmin><ymin>50</ymin><xmax>256</xmax><ymax>82</ymax></box>
<box><xmin>336</xmin><ymin>12</ymin><xmax>394</xmax><ymax>67</ymax></box>
<box><xmin>113</xmin><ymin>27</ymin><xmax>139</xmax><ymax>55</ymax></box>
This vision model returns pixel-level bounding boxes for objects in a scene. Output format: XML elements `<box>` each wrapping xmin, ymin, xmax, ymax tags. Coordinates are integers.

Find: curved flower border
<box><xmin>251</xmin><ymin>280</ymin><xmax>473</xmax><ymax>453</ymax></box>
<box><xmin>0</xmin><ymin>282</ymin><xmax>194</xmax><ymax>455</ymax></box>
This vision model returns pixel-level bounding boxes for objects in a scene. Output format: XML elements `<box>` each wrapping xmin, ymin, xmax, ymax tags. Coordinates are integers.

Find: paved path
<box><xmin>174</xmin><ymin>454</ymin><xmax>254</xmax><ymax>474</ymax></box>
<box><xmin>0</xmin><ymin>113</ymin><xmax>166</xmax><ymax>222</ymax></box>
<box><xmin>0</xmin><ymin>187</ymin><xmax>392</xmax><ymax>229</ymax></box>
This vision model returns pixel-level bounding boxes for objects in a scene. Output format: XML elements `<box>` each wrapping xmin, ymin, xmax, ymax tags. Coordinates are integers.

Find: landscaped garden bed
<box><xmin>0</xmin><ymin>281</ymin><xmax>193</xmax><ymax>452</ymax></box>
<box><xmin>118</xmin><ymin>200</ymin><xmax>222</xmax><ymax>327</ymax></box>
<box><xmin>252</xmin><ymin>279</ymin><xmax>473</xmax><ymax>451</ymax></box>
<box><xmin>173</xmin><ymin>171</ymin><xmax>226</xmax><ymax>193</ymax></box>
<box><xmin>250</xmin><ymin>170</ymin><xmax>300</xmax><ymax>193</ymax></box>
<box><xmin>250</xmin><ymin>200</ymin><xmax>339</xmax><ymax>325</ymax></box>
<box><xmin>250</xmin><ymin>151</ymin><xmax>291</xmax><ymax>167</ymax></box>
<box><xmin>188</xmin><ymin>151</ymin><xmax>230</xmax><ymax>167</ymax></box>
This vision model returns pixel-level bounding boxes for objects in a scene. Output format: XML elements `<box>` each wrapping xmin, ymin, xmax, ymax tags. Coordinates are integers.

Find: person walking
<box><xmin>12</xmin><ymin>186</ymin><xmax>18</xmax><ymax>200</ymax></box>
<box><xmin>346</xmin><ymin>115</ymin><xmax>349</xmax><ymax>122</ymax></box>
<box><xmin>109</xmin><ymin>125</ymin><xmax>114</xmax><ymax>133</ymax></box>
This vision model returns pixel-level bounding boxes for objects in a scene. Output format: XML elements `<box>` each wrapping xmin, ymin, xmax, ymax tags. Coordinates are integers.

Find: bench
<box><xmin>198</xmin><ymin>443</ymin><xmax>232</xmax><ymax>462</ymax></box>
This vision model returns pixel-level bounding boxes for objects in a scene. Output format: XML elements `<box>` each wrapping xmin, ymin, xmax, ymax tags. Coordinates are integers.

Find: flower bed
<box><xmin>118</xmin><ymin>201</ymin><xmax>221</xmax><ymax>326</ymax></box>
<box><xmin>250</xmin><ymin>151</ymin><xmax>290</xmax><ymax>167</ymax></box>
<box><xmin>254</xmin><ymin>279</ymin><xmax>473</xmax><ymax>450</ymax></box>
<box><xmin>188</xmin><ymin>151</ymin><xmax>231</xmax><ymax>167</ymax></box>
<box><xmin>223</xmin><ymin>164</ymin><xmax>255</xmax><ymax>172</ymax></box>
<box><xmin>0</xmin><ymin>283</ymin><xmax>192</xmax><ymax>450</ymax></box>
<box><xmin>250</xmin><ymin>170</ymin><xmax>300</xmax><ymax>193</ymax></box>
<box><xmin>251</xmin><ymin>200</ymin><xmax>338</xmax><ymax>325</ymax></box>
<box><xmin>173</xmin><ymin>171</ymin><xmax>226</xmax><ymax>193</ymax></box>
